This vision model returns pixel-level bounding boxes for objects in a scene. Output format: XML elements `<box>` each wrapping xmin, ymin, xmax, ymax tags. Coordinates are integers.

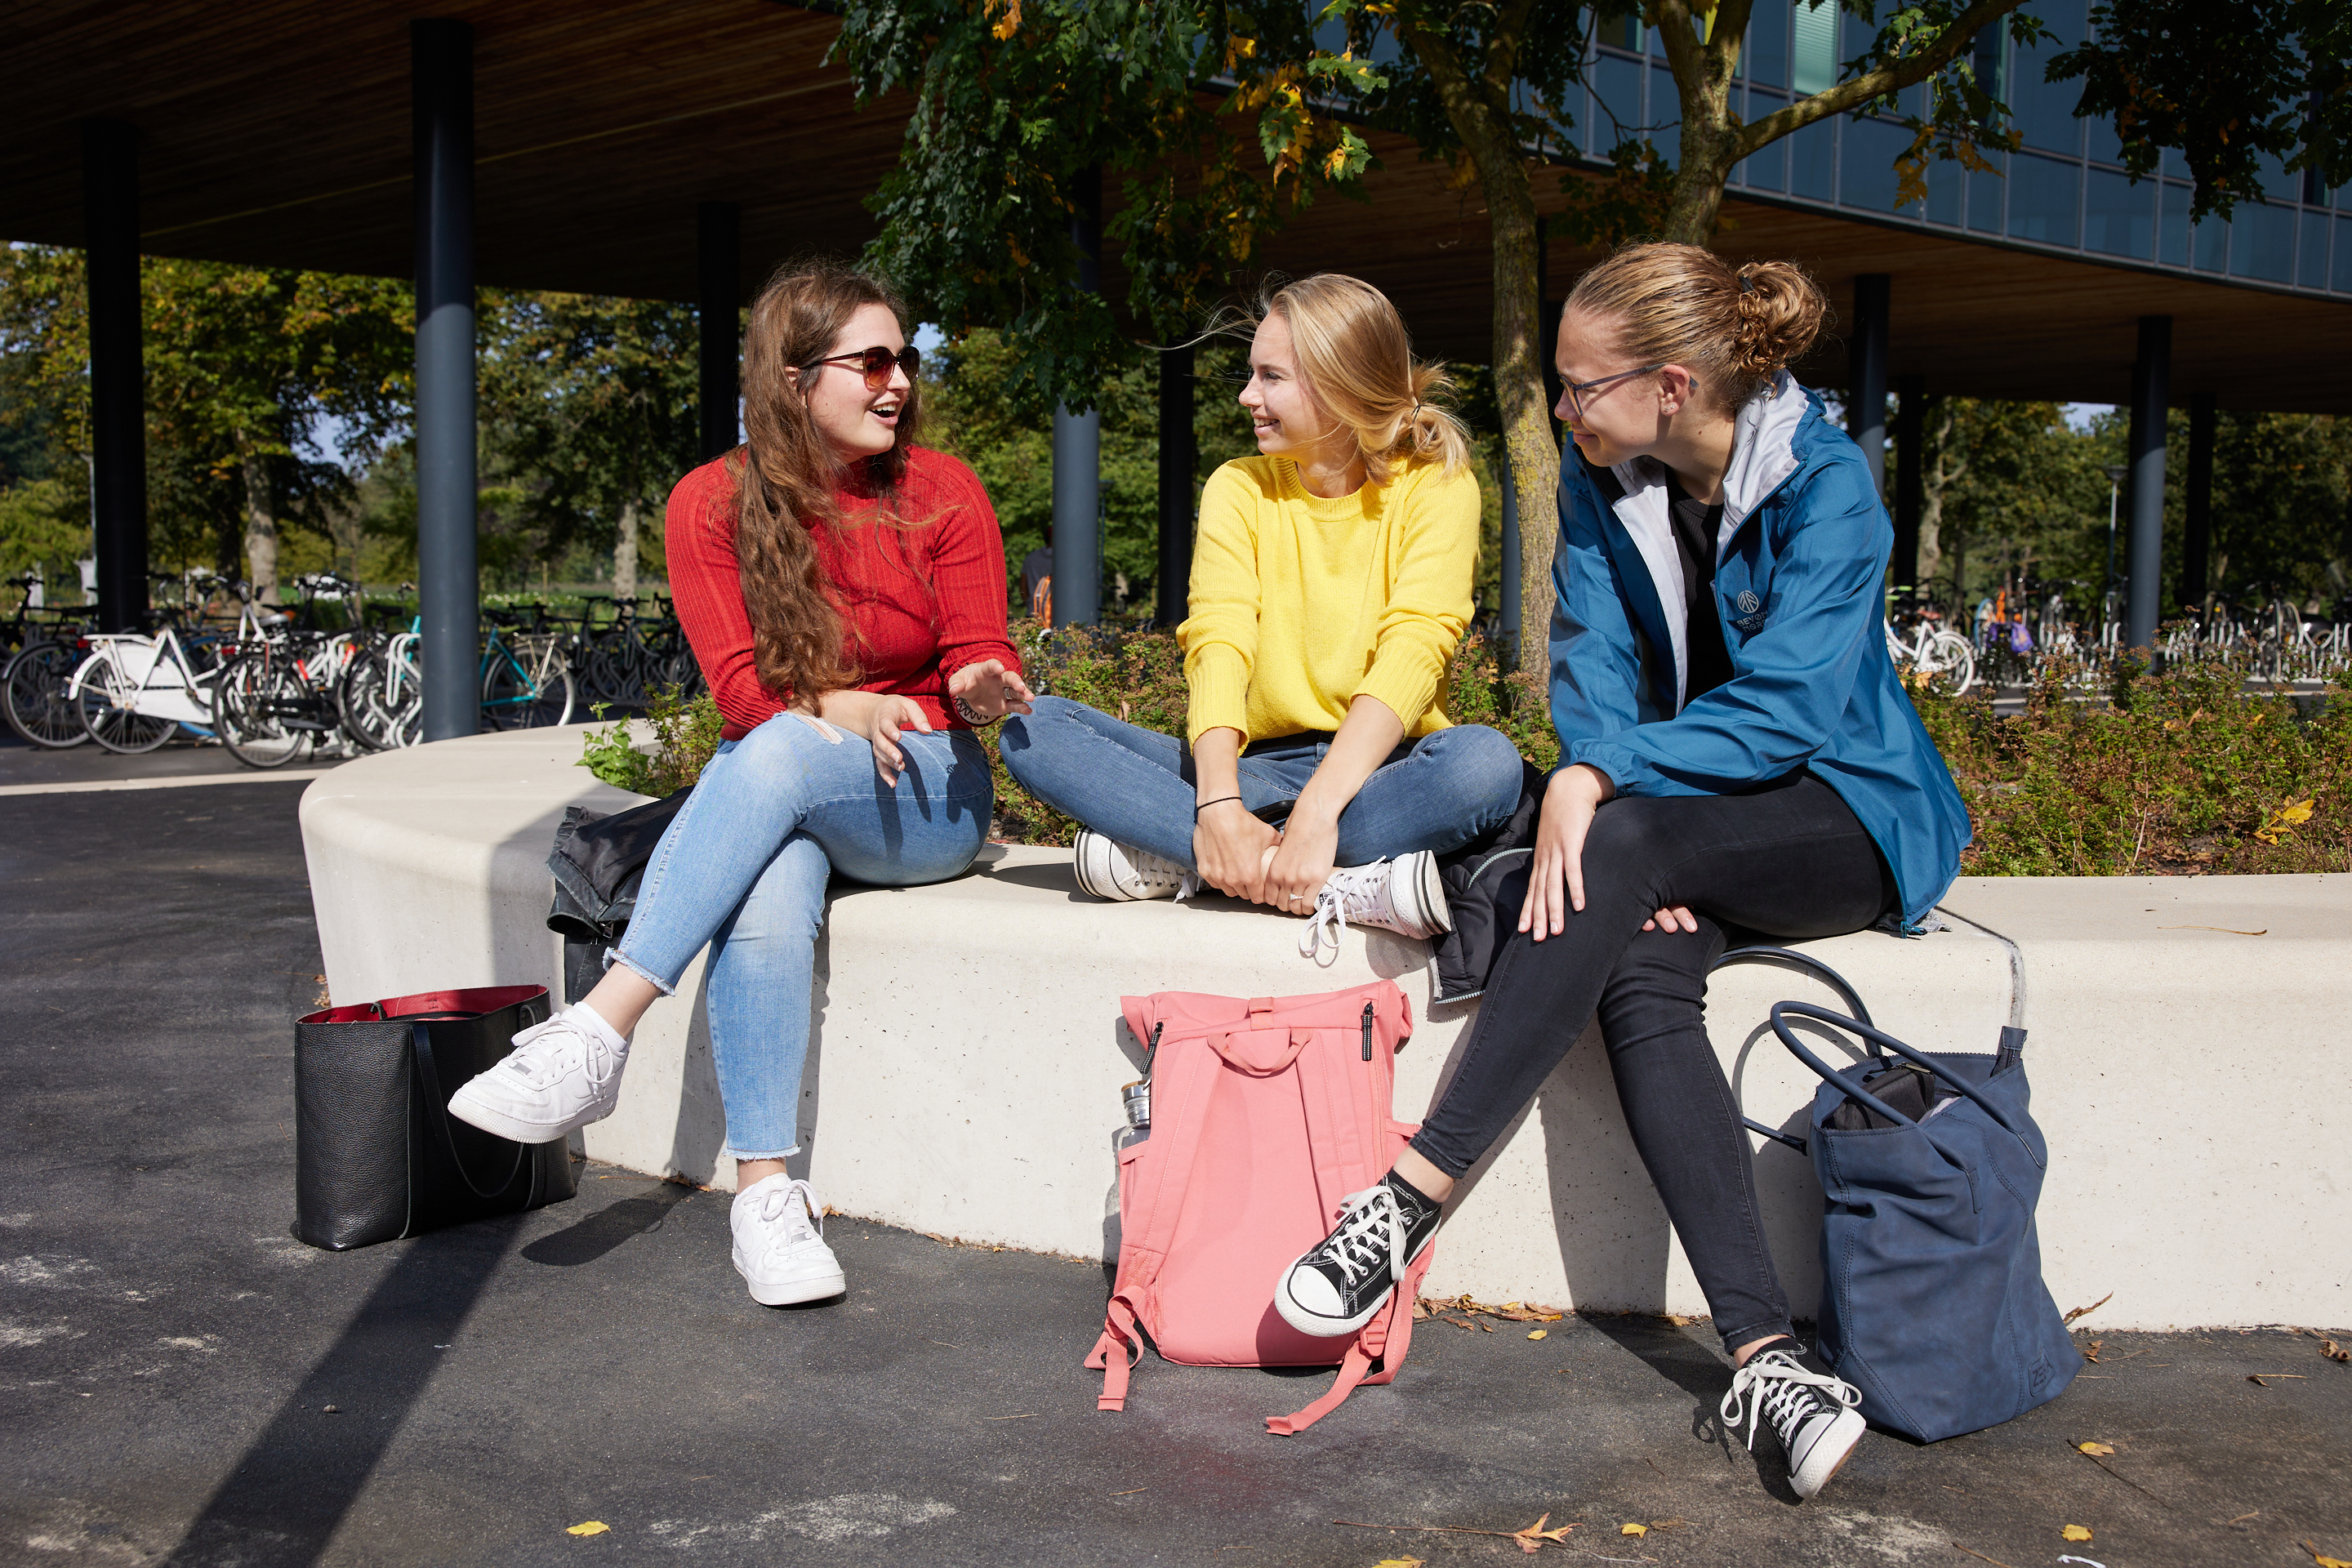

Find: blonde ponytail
<box><xmin>1566</xmin><ymin>243</ymin><xmax>1829</xmax><ymax>414</ymax></box>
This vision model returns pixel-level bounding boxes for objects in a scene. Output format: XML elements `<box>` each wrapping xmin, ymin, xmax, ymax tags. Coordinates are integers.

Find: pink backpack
<box><xmin>1086</xmin><ymin>979</ymin><xmax>1434</xmax><ymax>1435</ymax></box>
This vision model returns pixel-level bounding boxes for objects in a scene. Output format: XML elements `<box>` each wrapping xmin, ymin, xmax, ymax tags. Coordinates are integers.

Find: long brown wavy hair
<box><xmin>731</xmin><ymin>258</ymin><xmax>924</xmax><ymax>706</ymax></box>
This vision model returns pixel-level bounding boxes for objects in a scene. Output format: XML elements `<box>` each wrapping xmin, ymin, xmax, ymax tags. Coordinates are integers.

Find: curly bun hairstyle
<box><xmin>1254</xmin><ymin>273</ymin><xmax>1472</xmax><ymax>487</ymax></box>
<box><xmin>732</xmin><ymin>257</ymin><xmax>924</xmax><ymax>707</ymax></box>
<box><xmin>1563</xmin><ymin>243</ymin><xmax>1828</xmax><ymax>415</ymax></box>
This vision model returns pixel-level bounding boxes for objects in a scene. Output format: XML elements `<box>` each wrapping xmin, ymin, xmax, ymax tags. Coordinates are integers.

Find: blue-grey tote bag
<box><xmin>1772</xmin><ymin>1001</ymin><xmax>2080</xmax><ymax>1443</ymax></box>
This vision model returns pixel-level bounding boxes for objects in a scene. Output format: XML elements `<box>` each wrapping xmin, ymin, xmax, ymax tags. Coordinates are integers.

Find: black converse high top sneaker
<box><xmin>1273</xmin><ymin>1171</ymin><xmax>1444</xmax><ymax>1337</ymax></box>
<box><xmin>1720</xmin><ymin>1342</ymin><xmax>1866</xmax><ymax>1499</ymax></box>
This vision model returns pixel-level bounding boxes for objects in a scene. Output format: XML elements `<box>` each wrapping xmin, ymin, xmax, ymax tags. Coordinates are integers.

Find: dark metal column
<box><xmin>81</xmin><ymin>120</ymin><xmax>146</xmax><ymax>634</ymax></box>
<box><xmin>697</xmin><ymin>201</ymin><xmax>741</xmax><ymax>460</ymax></box>
<box><xmin>1155</xmin><ymin>341</ymin><xmax>1196</xmax><ymax>627</ymax></box>
<box><xmin>2180</xmin><ymin>391</ymin><xmax>2216</xmax><ymax>612</ymax></box>
<box><xmin>1893</xmin><ymin>374</ymin><xmax>1924</xmax><ymax>592</ymax></box>
<box><xmin>412</xmin><ymin>19</ymin><xmax>478</xmax><ymax>742</ymax></box>
<box><xmin>1846</xmin><ymin>274</ymin><xmax>1890</xmax><ymax>495</ymax></box>
<box><xmin>1499</xmin><ymin>457</ymin><xmax>1521</xmax><ymax>653</ymax></box>
<box><xmin>2126</xmin><ymin>314</ymin><xmax>2172</xmax><ymax>653</ymax></box>
<box><xmin>1050</xmin><ymin>167</ymin><xmax>1102</xmax><ymax>628</ymax></box>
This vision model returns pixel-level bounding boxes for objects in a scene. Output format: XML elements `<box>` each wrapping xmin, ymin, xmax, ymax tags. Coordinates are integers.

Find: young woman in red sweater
<box><xmin>449</xmin><ymin>261</ymin><xmax>1031</xmax><ymax>1305</ymax></box>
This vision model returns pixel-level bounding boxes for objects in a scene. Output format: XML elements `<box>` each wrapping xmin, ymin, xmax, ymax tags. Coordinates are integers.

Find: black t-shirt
<box><xmin>1664</xmin><ymin>474</ymin><xmax>1735</xmax><ymax>705</ymax></box>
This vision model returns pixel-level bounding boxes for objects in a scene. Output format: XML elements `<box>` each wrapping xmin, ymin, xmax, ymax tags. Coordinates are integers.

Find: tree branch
<box><xmin>1736</xmin><ymin>0</ymin><xmax>2024</xmax><ymax>159</ymax></box>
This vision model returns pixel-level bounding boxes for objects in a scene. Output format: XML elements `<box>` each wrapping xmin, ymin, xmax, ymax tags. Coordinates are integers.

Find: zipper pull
<box><xmin>1361</xmin><ymin>1001</ymin><xmax>1375</xmax><ymax>1062</ymax></box>
<box><xmin>1143</xmin><ymin>1021</ymin><xmax>1164</xmax><ymax>1080</ymax></box>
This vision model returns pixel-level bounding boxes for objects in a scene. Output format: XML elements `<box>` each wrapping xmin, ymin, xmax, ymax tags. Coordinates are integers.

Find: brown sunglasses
<box><xmin>801</xmin><ymin>345</ymin><xmax>921</xmax><ymax>392</ymax></box>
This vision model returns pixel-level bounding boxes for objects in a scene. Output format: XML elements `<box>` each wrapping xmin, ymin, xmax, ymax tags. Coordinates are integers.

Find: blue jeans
<box><xmin>998</xmin><ymin>695</ymin><xmax>1526</xmax><ymax>870</ymax></box>
<box><xmin>612</xmin><ymin>714</ymin><xmax>993</xmax><ymax>1160</ymax></box>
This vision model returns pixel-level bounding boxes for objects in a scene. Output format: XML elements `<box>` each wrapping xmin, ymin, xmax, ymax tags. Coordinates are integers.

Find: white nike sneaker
<box><xmin>1072</xmin><ymin>827</ymin><xmax>1199</xmax><ymax>902</ymax></box>
<box><xmin>731</xmin><ymin>1175</ymin><xmax>846</xmax><ymax>1306</ymax></box>
<box><xmin>445</xmin><ymin>1006</ymin><xmax>628</xmax><ymax>1143</ymax></box>
<box><xmin>1299</xmin><ymin>850</ymin><xmax>1453</xmax><ymax>959</ymax></box>
<box><xmin>1721</xmin><ymin>1345</ymin><xmax>1868</xmax><ymax>1499</ymax></box>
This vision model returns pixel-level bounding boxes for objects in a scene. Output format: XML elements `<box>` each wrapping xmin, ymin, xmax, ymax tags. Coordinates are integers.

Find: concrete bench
<box><xmin>301</xmin><ymin>724</ymin><xmax>2351</xmax><ymax>1331</ymax></box>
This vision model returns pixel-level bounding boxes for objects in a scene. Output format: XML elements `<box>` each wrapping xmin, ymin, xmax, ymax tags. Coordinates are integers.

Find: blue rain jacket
<box><xmin>1548</xmin><ymin>373</ymin><xmax>1970</xmax><ymax>928</ymax></box>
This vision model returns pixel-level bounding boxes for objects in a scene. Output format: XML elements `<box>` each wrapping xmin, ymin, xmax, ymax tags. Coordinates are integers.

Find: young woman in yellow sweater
<box><xmin>999</xmin><ymin>274</ymin><xmax>1526</xmax><ymax>955</ymax></box>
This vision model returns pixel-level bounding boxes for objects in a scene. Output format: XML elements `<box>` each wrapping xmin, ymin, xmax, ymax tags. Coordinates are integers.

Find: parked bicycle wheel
<box><xmin>1927</xmin><ymin>630</ymin><xmax>1976</xmax><ymax>695</ymax></box>
<box><xmin>215</xmin><ymin>648</ymin><xmax>316</xmax><ymax>768</ymax></box>
<box><xmin>336</xmin><ymin>643</ymin><xmax>420</xmax><ymax>751</ymax></box>
<box><xmin>3</xmin><ymin>639</ymin><xmax>92</xmax><ymax>747</ymax></box>
<box><xmin>480</xmin><ymin>639</ymin><xmax>576</xmax><ymax>729</ymax></box>
<box><xmin>70</xmin><ymin>646</ymin><xmax>177</xmax><ymax>754</ymax></box>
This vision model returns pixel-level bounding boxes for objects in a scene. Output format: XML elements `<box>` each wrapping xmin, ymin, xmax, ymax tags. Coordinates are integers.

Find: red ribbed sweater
<box><xmin>665</xmin><ymin>448</ymin><xmax>1022</xmax><ymax>741</ymax></box>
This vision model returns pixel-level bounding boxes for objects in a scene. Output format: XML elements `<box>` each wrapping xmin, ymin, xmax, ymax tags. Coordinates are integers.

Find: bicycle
<box><xmin>1885</xmin><ymin>590</ymin><xmax>1976</xmax><ymax>695</ymax></box>
<box><xmin>2</xmin><ymin>572</ymin><xmax>96</xmax><ymax>748</ymax></box>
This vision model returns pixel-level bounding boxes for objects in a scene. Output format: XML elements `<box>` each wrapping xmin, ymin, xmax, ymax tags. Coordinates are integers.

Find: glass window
<box><xmin>1791</xmin><ymin>115</ymin><xmax>1837</xmax><ymax>200</ymax></box>
<box><xmin>1592</xmin><ymin>54</ymin><xmax>1643</xmax><ymax>155</ymax></box>
<box><xmin>2254</xmin><ymin>153</ymin><xmax>2300</xmax><ymax>205</ymax></box>
<box><xmin>2301</xmin><ymin>210</ymin><xmax>2330</xmax><ymax>290</ymax></box>
<box><xmin>1740</xmin><ymin>93</ymin><xmax>1788</xmax><ymax>190</ymax></box>
<box><xmin>2007</xmin><ymin>153</ymin><xmax>2081</xmax><ymax>246</ymax></box>
<box><xmin>2083</xmin><ymin>168</ymin><xmax>2154</xmax><ymax>258</ymax></box>
<box><xmin>2011</xmin><ymin>0</ymin><xmax>2086</xmax><ymax>157</ymax></box>
<box><xmin>1842</xmin><ymin>116</ymin><xmax>1913</xmax><ymax>214</ymax></box>
<box><xmin>2230</xmin><ymin>200</ymin><xmax>2294</xmax><ymax>283</ymax></box>
<box><xmin>2194</xmin><ymin>212</ymin><xmax>2230</xmax><ymax>272</ymax></box>
<box><xmin>1655</xmin><ymin>65</ymin><xmax>1682</xmax><ymax>168</ymax></box>
<box><xmin>1748</xmin><ymin>4</ymin><xmax>1789</xmax><ymax>88</ymax></box>
<box><xmin>2084</xmin><ymin>112</ymin><xmax>2124</xmax><ymax>167</ymax></box>
<box><xmin>2336</xmin><ymin>216</ymin><xmax>2352</xmax><ymax>293</ymax></box>
<box><xmin>1971</xmin><ymin>26</ymin><xmax>2008</xmax><ymax>102</ymax></box>
<box><xmin>2158</xmin><ymin>183</ymin><xmax>2191</xmax><ymax>266</ymax></box>
<box><xmin>1927</xmin><ymin>154</ymin><xmax>1963</xmax><ymax>226</ymax></box>
<box><xmin>1793</xmin><ymin>0</ymin><xmax>1838</xmax><ymax>96</ymax></box>
<box><xmin>1968</xmin><ymin>156</ymin><xmax>2006</xmax><ymax>234</ymax></box>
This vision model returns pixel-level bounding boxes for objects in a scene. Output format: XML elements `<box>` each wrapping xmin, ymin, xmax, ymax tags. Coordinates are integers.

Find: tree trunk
<box><xmin>1918</xmin><ymin>400</ymin><xmax>1963</xmax><ymax>600</ymax></box>
<box><xmin>240</xmin><ymin>448</ymin><xmax>278</xmax><ymax>609</ymax></box>
<box><xmin>1654</xmin><ymin>0</ymin><xmax>1748</xmax><ymax>247</ymax></box>
<box><xmin>615</xmin><ymin>498</ymin><xmax>641</xmax><ymax>602</ymax></box>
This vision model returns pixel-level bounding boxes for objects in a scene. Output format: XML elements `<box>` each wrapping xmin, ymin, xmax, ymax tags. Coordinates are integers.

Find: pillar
<box><xmin>412</xmin><ymin>19</ymin><xmax>478</xmax><ymax>742</ymax></box>
<box><xmin>1847</xmin><ymin>274</ymin><xmax>1890</xmax><ymax>495</ymax></box>
<box><xmin>82</xmin><ymin>119</ymin><xmax>146</xmax><ymax>635</ymax></box>
<box><xmin>2126</xmin><ymin>314</ymin><xmax>2172</xmax><ymax>653</ymax></box>
<box><xmin>1050</xmin><ymin>167</ymin><xmax>1102</xmax><ymax>628</ymax></box>
<box><xmin>1893</xmin><ymin>373</ymin><xmax>1925</xmax><ymax>592</ymax></box>
<box><xmin>2180</xmin><ymin>391</ymin><xmax>2216</xmax><ymax>612</ymax></box>
<box><xmin>697</xmin><ymin>202</ymin><xmax>741</xmax><ymax>460</ymax></box>
<box><xmin>1499</xmin><ymin>456</ymin><xmax>1522</xmax><ymax>653</ymax></box>
<box><xmin>1155</xmin><ymin>341</ymin><xmax>1196</xmax><ymax>628</ymax></box>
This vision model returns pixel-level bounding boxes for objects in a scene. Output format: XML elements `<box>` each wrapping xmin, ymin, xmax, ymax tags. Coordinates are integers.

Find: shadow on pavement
<box><xmin>522</xmin><ymin>1181</ymin><xmax>696</xmax><ymax>1267</ymax></box>
<box><xmin>164</xmin><ymin>1216</ymin><xmax>523</xmax><ymax>1567</ymax></box>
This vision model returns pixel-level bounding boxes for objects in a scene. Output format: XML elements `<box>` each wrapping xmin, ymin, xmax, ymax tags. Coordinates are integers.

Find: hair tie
<box><xmin>1737</xmin><ymin>274</ymin><xmax>1755</xmax><ymax>294</ymax></box>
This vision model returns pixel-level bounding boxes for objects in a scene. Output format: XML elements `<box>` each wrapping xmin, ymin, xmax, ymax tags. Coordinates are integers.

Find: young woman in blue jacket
<box><xmin>1273</xmin><ymin>243</ymin><xmax>1971</xmax><ymax>1500</ymax></box>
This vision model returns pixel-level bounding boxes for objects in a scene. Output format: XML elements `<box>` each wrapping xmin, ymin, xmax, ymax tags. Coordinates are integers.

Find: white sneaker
<box><xmin>1299</xmin><ymin>850</ymin><xmax>1453</xmax><ymax>959</ymax></box>
<box><xmin>1721</xmin><ymin>1346</ymin><xmax>1867</xmax><ymax>1499</ymax></box>
<box><xmin>1072</xmin><ymin>827</ymin><xmax>1199</xmax><ymax>901</ymax></box>
<box><xmin>445</xmin><ymin>1005</ymin><xmax>628</xmax><ymax>1143</ymax></box>
<box><xmin>731</xmin><ymin>1175</ymin><xmax>846</xmax><ymax>1305</ymax></box>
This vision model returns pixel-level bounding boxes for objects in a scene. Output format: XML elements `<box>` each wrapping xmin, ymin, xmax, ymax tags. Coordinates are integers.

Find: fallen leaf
<box><xmin>2077</xmin><ymin>1441</ymin><xmax>2115</xmax><ymax>1456</ymax></box>
<box><xmin>2249</xmin><ymin>1374</ymin><xmax>2310</xmax><ymax>1386</ymax></box>
<box><xmin>2083</xmin><ymin>1340</ymin><xmax>2104</xmax><ymax>1363</ymax></box>
<box><xmin>1528</xmin><ymin>1330</ymin><xmax>1548</xmax><ymax>1341</ymax></box>
<box><xmin>1621</xmin><ymin>1523</ymin><xmax>1648</xmax><ymax>1537</ymax></box>
<box><xmin>2063</xmin><ymin>1292</ymin><xmax>2113</xmax><ymax>1325</ymax></box>
<box><xmin>1511</xmin><ymin>1513</ymin><xmax>1575</xmax><ymax>1552</ymax></box>
<box><xmin>2303</xmin><ymin>1544</ymin><xmax>2352</xmax><ymax>1568</ymax></box>
<box><xmin>2316</xmin><ymin>1337</ymin><xmax>2349</xmax><ymax>1364</ymax></box>
<box><xmin>2062</xmin><ymin>1525</ymin><xmax>2094</xmax><ymax>1542</ymax></box>
<box><xmin>566</xmin><ymin>1521</ymin><xmax>609</xmax><ymax>1537</ymax></box>
<box><xmin>1372</xmin><ymin>1559</ymin><xmax>1426</xmax><ymax>1567</ymax></box>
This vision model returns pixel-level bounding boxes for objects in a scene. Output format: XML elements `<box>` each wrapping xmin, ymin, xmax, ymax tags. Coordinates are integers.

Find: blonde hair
<box><xmin>1253</xmin><ymin>274</ymin><xmax>1472</xmax><ymax>488</ymax></box>
<box><xmin>1564</xmin><ymin>243</ymin><xmax>1828</xmax><ymax>416</ymax></box>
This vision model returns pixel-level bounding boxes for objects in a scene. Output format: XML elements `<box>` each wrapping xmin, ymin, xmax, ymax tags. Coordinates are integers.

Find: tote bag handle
<box><xmin>1709</xmin><ymin>945</ymin><xmax>1886</xmax><ymax>1155</ymax></box>
<box><xmin>408</xmin><ymin>1021</ymin><xmax>531</xmax><ymax>1200</ymax></box>
<box><xmin>1769</xmin><ymin>1001</ymin><xmax>2038</xmax><ymax>1158</ymax></box>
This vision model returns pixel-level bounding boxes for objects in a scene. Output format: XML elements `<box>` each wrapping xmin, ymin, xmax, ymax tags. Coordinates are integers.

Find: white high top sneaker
<box><xmin>446</xmin><ymin>1004</ymin><xmax>629</xmax><ymax>1143</ymax></box>
<box><xmin>1299</xmin><ymin>849</ymin><xmax>1453</xmax><ymax>960</ymax></box>
<box><xmin>1072</xmin><ymin>827</ymin><xmax>1200</xmax><ymax>902</ymax></box>
<box><xmin>731</xmin><ymin>1175</ymin><xmax>846</xmax><ymax>1305</ymax></box>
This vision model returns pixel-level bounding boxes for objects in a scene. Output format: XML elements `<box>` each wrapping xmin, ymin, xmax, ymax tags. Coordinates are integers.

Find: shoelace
<box><xmin>1311</xmin><ymin>1185</ymin><xmax>1404</xmax><ymax>1288</ymax></box>
<box><xmin>1718</xmin><ymin>1350</ymin><xmax>1860</xmax><ymax>1452</ymax></box>
<box><xmin>749</xmin><ymin>1178</ymin><xmax>824</xmax><ymax>1252</ymax></box>
<box><xmin>504</xmin><ymin>1017</ymin><xmax>618</xmax><ymax>1092</ymax></box>
<box><xmin>1299</xmin><ymin>862</ymin><xmax>1396</xmax><ymax>960</ymax></box>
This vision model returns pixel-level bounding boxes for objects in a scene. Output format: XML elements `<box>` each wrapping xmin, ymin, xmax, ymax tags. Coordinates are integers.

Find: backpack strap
<box><xmin>1267</xmin><ymin>1241</ymin><xmax>1437</xmax><ymax>1435</ymax></box>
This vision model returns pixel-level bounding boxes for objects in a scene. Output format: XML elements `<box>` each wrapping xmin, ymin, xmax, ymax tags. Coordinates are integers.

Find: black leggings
<box><xmin>1410</xmin><ymin>772</ymin><xmax>1896</xmax><ymax>1352</ymax></box>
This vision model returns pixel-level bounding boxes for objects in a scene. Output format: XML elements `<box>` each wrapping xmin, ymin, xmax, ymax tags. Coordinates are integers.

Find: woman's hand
<box><xmin>1261</xmin><ymin>807</ymin><xmax>1339</xmax><ymax>915</ymax></box>
<box><xmin>817</xmin><ymin>689</ymin><xmax>932</xmax><ymax>786</ymax></box>
<box><xmin>948</xmin><ymin>658</ymin><xmax>1035</xmax><ymax>720</ymax></box>
<box><xmin>1643</xmin><ymin>904</ymin><xmax>1699</xmax><ymax>933</ymax></box>
<box><xmin>1519</xmin><ymin>763</ymin><xmax>1617</xmax><ymax>941</ymax></box>
<box><xmin>1193</xmin><ymin>799</ymin><xmax>1280</xmax><ymax>902</ymax></box>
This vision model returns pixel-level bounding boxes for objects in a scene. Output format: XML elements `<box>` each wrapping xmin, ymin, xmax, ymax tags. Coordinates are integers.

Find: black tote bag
<box><xmin>293</xmin><ymin>984</ymin><xmax>577</xmax><ymax>1251</ymax></box>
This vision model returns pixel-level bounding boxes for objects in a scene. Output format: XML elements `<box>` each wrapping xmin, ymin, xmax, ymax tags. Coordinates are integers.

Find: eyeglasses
<box><xmin>801</xmin><ymin>345</ymin><xmax>921</xmax><ymax>391</ymax></box>
<box><xmin>1561</xmin><ymin>361</ymin><xmax>1664</xmax><ymax>421</ymax></box>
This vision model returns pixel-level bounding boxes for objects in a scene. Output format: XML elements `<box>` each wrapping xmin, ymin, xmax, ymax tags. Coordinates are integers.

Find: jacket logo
<box><xmin>1736</xmin><ymin>590</ymin><xmax>1761</xmax><ymax>613</ymax></box>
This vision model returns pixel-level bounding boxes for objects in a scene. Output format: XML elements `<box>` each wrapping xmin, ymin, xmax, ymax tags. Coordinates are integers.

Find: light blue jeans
<box><xmin>612</xmin><ymin>714</ymin><xmax>993</xmax><ymax>1160</ymax></box>
<box><xmin>998</xmin><ymin>695</ymin><xmax>1526</xmax><ymax>869</ymax></box>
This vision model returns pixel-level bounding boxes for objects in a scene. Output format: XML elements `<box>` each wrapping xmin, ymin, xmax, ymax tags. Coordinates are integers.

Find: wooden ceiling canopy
<box><xmin>7</xmin><ymin>1</ymin><xmax>2347</xmax><ymax>413</ymax></box>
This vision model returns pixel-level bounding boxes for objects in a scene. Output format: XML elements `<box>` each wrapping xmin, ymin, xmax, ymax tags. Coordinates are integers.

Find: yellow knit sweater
<box><xmin>1178</xmin><ymin>454</ymin><xmax>1479</xmax><ymax>743</ymax></box>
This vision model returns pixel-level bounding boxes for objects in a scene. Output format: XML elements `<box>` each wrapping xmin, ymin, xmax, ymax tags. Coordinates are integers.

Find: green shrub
<box><xmin>577</xmin><ymin>686</ymin><xmax>724</xmax><ymax>798</ymax></box>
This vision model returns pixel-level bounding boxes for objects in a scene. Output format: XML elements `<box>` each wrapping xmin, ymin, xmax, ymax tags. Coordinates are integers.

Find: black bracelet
<box><xmin>1193</xmin><ymin>795</ymin><xmax>1243</xmax><ymax>818</ymax></box>
<box><xmin>953</xmin><ymin>694</ymin><xmax>1001</xmax><ymax>727</ymax></box>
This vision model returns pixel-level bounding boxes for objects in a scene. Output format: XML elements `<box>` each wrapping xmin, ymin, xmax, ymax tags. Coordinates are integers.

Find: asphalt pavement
<box><xmin>2</xmin><ymin>780</ymin><xmax>2348</xmax><ymax>1567</ymax></box>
